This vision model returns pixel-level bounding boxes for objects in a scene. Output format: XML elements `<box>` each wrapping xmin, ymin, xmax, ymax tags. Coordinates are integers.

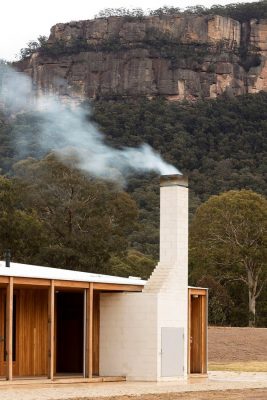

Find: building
<box><xmin>0</xmin><ymin>175</ymin><xmax>207</xmax><ymax>382</ymax></box>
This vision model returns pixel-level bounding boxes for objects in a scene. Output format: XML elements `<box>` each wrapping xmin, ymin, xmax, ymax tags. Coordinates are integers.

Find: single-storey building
<box><xmin>0</xmin><ymin>174</ymin><xmax>207</xmax><ymax>382</ymax></box>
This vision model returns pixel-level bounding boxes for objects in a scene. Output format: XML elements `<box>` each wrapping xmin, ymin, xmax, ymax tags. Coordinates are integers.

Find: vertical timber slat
<box><xmin>85</xmin><ymin>283</ymin><xmax>93</xmax><ymax>378</ymax></box>
<box><xmin>6</xmin><ymin>277</ymin><xmax>13</xmax><ymax>380</ymax></box>
<box><xmin>187</xmin><ymin>289</ymin><xmax>191</xmax><ymax>374</ymax></box>
<box><xmin>201</xmin><ymin>294</ymin><xmax>207</xmax><ymax>374</ymax></box>
<box><xmin>48</xmin><ymin>280</ymin><xmax>55</xmax><ymax>379</ymax></box>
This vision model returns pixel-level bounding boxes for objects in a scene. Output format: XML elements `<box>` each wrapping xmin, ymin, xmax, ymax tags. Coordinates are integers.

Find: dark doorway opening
<box><xmin>56</xmin><ymin>291</ymin><xmax>84</xmax><ymax>374</ymax></box>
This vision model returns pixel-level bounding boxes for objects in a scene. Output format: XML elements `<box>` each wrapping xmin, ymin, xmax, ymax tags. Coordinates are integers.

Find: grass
<box><xmin>209</xmin><ymin>361</ymin><xmax>267</xmax><ymax>372</ymax></box>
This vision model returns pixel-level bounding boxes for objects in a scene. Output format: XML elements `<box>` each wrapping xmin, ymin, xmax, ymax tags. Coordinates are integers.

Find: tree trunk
<box><xmin>247</xmin><ymin>266</ymin><xmax>258</xmax><ymax>327</ymax></box>
<box><xmin>248</xmin><ymin>289</ymin><xmax>256</xmax><ymax>327</ymax></box>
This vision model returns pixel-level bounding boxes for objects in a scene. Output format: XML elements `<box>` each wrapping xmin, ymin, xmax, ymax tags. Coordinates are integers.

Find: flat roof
<box><xmin>0</xmin><ymin>261</ymin><xmax>146</xmax><ymax>286</ymax></box>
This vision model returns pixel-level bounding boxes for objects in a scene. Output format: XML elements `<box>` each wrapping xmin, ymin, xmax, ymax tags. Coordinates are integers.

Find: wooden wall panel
<box><xmin>93</xmin><ymin>292</ymin><xmax>100</xmax><ymax>376</ymax></box>
<box><xmin>190</xmin><ymin>296</ymin><xmax>201</xmax><ymax>373</ymax></box>
<box><xmin>188</xmin><ymin>288</ymin><xmax>208</xmax><ymax>375</ymax></box>
<box><xmin>48</xmin><ymin>281</ymin><xmax>55</xmax><ymax>379</ymax></box>
<box><xmin>0</xmin><ymin>288</ymin><xmax>5</xmax><ymax>377</ymax></box>
<box><xmin>201</xmin><ymin>295</ymin><xmax>207</xmax><ymax>374</ymax></box>
<box><xmin>15</xmin><ymin>289</ymin><xmax>48</xmax><ymax>377</ymax></box>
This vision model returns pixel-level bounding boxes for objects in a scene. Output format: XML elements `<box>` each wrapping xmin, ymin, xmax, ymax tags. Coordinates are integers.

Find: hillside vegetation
<box><xmin>0</xmin><ymin>92</ymin><xmax>266</xmax><ymax>325</ymax></box>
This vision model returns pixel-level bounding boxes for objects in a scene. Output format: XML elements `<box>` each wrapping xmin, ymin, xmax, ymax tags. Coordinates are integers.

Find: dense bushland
<box><xmin>0</xmin><ymin>92</ymin><xmax>266</xmax><ymax>325</ymax></box>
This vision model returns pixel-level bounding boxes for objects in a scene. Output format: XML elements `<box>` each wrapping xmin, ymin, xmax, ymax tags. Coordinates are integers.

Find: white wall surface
<box><xmin>99</xmin><ymin>178</ymin><xmax>189</xmax><ymax>381</ymax></box>
<box><xmin>100</xmin><ymin>292</ymin><xmax>158</xmax><ymax>380</ymax></box>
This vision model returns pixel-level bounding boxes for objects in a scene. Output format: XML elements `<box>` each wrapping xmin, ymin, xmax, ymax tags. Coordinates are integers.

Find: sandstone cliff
<box><xmin>15</xmin><ymin>14</ymin><xmax>267</xmax><ymax>100</ymax></box>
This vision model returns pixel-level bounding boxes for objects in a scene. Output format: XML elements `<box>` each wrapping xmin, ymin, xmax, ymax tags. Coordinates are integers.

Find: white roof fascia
<box><xmin>188</xmin><ymin>286</ymin><xmax>208</xmax><ymax>290</ymax></box>
<box><xmin>0</xmin><ymin>261</ymin><xmax>146</xmax><ymax>286</ymax></box>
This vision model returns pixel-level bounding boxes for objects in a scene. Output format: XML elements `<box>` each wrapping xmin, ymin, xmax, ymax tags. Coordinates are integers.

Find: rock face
<box><xmin>15</xmin><ymin>14</ymin><xmax>267</xmax><ymax>100</ymax></box>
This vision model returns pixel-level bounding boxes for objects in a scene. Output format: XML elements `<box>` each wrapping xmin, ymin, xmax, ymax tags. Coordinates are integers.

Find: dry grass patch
<box><xmin>209</xmin><ymin>361</ymin><xmax>267</xmax><ymax>372</ymax></box>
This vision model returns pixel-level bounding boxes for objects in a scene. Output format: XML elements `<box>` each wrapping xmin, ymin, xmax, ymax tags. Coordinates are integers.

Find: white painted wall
<box><xmin>99</xmin><ymin>292</ymin><xmax>158</xmax><ymax>380</ymax></box>
<box><xmin>99</xmin><ymin>175</ymin><xmax>189</xmax><ymax>381</ymax></box>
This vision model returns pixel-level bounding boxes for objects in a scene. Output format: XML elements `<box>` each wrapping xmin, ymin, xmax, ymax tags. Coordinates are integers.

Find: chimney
<box><xmin>159</xmin><ymin>174</ymin><xmax>188</xmax><ymax>265</ymax></box>
<box><xmin>143</xmin><ymin>174</ymin><xmax>188</xmax><ymax>293</ymax></box>
<box><xmin>4</xmin><ymin>249</ymin><xmax>11</xmax><ymax>268</ymax></box>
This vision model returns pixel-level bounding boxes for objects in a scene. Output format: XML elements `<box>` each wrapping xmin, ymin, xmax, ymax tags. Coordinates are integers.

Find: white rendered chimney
<box><xmin>100</xmin><ymin>175</ymin><xmax>189</xmax><ymax>380</ymax></box>
<box><xmin>159</xmin><ymin>174</ymin><xmax>188</xmax><ymax>265</ymax></box>
<box><xmin>143</xmin><ymin>174</ymin><xmax>188</xmax><ymax>293</ymax></box>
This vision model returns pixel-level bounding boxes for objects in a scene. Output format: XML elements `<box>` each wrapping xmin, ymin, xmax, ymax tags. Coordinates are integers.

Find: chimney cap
<box><xmin>160</xmin><ymin>174</ymin><xmax>188</xmax><ymax>188</ymax></box>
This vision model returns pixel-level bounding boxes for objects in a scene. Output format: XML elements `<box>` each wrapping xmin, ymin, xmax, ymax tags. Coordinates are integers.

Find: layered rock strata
<box><xmin>15</xmin><ymin>14</ymin><xmax>267</xmax><ymax>100</ymax></box>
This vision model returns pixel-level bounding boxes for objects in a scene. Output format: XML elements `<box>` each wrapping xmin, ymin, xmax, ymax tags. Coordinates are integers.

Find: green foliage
<box><xmin>19</xmin><ymin>36</ymin><xmax>48</xmax><ymax>60</ymax></box>
<box><xmin>149</xmin><ymin>6</ymin><xmax>182</xmax><ymax>17</ymax></box>
<box><xmin>196</xmin><ymin>275</ymin><xmax>233</xmax><ymax>325</ymax></box>
<box><xmin>11</xmin><ymin>154</ymin><xmax>140</xmax><ymax>273</ymax></box>
<box><xmin>94</xmin><ymin>2</ymin><xmax>267</xmax><ymax>23</ymax></box>
<box><xmin>92</xmin><ymin>2</ymin><xmax>267</xmax><ymax>22</ymax></box>
<box><xmin>109</xmin><ymin>249</ymin><xmax>155</xmax><ymax>279</ymax></box>
<box><xmin>95</xmin><ymin>7</ymin><xmax>145</xmax><ymax>20</ymax></box>
<box><xmin>206</xmin><ymin>1</ymin><xmax>267</xmax><ymax>23</ymax></box>
<box><xmin>0</xmin><ymin>176</ymin><xmax>47</xmax><ymax>263</ymax></box>
<box><xmin>190</xmin><ymin>190</ymin><xmax>267</xmax><ymax>326</ymax></box>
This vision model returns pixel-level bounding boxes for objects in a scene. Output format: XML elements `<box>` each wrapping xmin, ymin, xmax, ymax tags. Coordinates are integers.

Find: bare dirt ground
<box><xmin>68</xmin><ymin>389</ymin><xmax>267</xmax><ymax>400</ymax></box>
<box><xmin>208</xmin><ymin>327</ymin><xmax>267</xmax><ymax>363</ymax></box>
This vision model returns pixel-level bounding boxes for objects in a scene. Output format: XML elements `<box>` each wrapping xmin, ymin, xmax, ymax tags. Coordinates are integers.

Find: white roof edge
<box><xmin>188</xmin><ymin>286</ymin><xmax>208</xmax><ymax>290</ymax></box>
<box><xmin>0</xmin><ymin>261</ymin><xmax>147</xmax><ymax>286</ymax></box>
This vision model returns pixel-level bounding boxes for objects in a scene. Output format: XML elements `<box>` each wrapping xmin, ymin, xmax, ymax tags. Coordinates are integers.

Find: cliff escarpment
<box><xmin>15</xmin><ymin>14</ymin><xmax>267</xmax><ymax>100</ymax></box>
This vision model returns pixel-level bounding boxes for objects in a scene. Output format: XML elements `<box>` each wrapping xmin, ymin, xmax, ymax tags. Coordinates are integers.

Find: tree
<box><xmin>14</xmin><ymin>154</ymin><xmax>138</xmax><ymax>273</ymax></box>
<box><xmin>190</xmin><ymin>190</ymin><xmax>267</xmax><ymax>327</ymax></box>
<box><xmin>0</xmin><ymin>176</ymin><xmax>47</xmax><ymax>263</ymax></box>
<box><xmin>19</xmin><ymin>36</ymin><xmax>48</xmax><ymax>60</ymax></box>
<box><xmin>196</xmin><ymin>275</ymin><xmax>233</xmax><ymax>326</ymax></box>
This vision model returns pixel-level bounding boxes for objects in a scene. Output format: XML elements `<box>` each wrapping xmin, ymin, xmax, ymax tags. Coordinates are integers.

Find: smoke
<box><xmin>0</xmin><ymin>65</ymin><xmax>180</xmax><ymax>181</ymax></box>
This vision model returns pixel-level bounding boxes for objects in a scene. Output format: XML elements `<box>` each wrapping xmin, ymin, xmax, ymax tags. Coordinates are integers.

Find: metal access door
<box><xmin>161</xmin><ymin>327</ymin><xmax>184</xmax><ymax>377</ymax></box>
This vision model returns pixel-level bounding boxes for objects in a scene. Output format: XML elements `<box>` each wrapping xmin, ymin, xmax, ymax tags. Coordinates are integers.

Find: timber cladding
<box><xmin>0</xmin><ymin>288</ymin><xmax>48</xmax><ymax>377</ymax></box>
<box><xmin>188</xmin><ymin>288</ymin><xmax>208</xmax><ymax>375</ymax></box>
<box><xmin>0</xmin><ymin>276</ymin><xmax>142</xmax><ymax>381</ymax></box>
<box><xmin>93</xmin><ymin>292</ymin><xmax>100</xmax><ymax>376</ymax></box>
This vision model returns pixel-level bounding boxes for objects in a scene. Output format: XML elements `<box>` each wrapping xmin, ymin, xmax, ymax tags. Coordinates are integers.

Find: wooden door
<box><xmin>190</xmin><ymin>295</ymin><xmax>202</xmax><ymax>373</ymax></box>
<box><xmin>15</xmin><ymin>289</ymin><xmax>48</xmax><ymax>377</ymax></box>
<box><xmin>189</xmin><ymin>289</ymin><xmax>207</xmax><ymax>374</ymax></box>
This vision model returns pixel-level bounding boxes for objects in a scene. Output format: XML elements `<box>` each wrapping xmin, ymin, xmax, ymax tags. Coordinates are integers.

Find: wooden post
<box><xmin>201</xmin><ymin>294</ymin><xmax>207</xmax><ymax>374</ymax></box>
<box><xmin>48</xmin><ymin>280</ymin><xmax>55</xmax><ymax>380</ymax></box>
<box><xmin>6</xmin><ymin>277</ymin><xmax>13</xmax><ymax>380</ymax></box>
<box><xmin>85</xmin><ymin>283</ymin><xmax>93</xmax><ymax>378</ymax></box>
<box><xmin>187</xmin><ymin>290</ymin><xmax>191</xmax><ymax>374</ymax></box>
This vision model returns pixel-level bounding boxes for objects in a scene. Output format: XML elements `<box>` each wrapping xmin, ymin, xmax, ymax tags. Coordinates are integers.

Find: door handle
<box><xmin>0</xmin><ymin>336</ymin><xmax>4</xmax><ymax>342</ymax></box>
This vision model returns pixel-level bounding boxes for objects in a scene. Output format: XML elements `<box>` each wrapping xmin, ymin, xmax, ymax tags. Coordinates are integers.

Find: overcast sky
<box><xmin>1</xmin><ymin>0</ymin><xmax>257</xmax><ymax>61</ymax></box>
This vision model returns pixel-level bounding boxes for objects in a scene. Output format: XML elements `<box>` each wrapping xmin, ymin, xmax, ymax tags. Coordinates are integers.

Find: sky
<box><xmin>1</xmin><ymin>0</ymin><xmax>257</xmax><ymax>61</ymax></box>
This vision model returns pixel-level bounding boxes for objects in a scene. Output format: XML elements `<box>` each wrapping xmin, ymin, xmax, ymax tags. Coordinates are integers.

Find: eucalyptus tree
<box><xmin>190</xmin><ymin>190</ymin><xmax>267</xmax><ymax>327</ymax></box>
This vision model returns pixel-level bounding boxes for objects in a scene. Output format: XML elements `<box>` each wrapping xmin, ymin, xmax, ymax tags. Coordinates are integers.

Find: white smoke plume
<box><xmin>0</xmin><ymin>65</ymin><xmax>180</xmax><ymax>181</ymax></box>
